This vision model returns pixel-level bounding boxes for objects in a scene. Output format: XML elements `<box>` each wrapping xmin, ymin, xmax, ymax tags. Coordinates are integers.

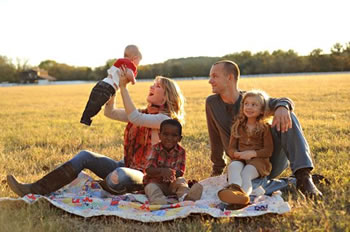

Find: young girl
<box><xmin>218</xmin><ymin>90</ymin><xmax>273</xmax><ymax>206</ymax></box>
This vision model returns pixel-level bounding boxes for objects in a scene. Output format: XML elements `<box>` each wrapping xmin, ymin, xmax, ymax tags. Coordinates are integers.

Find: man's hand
<box><xmin>271</xmin><ymin>106</ymin><xmax>292</xmax><ymax>133</ymax></box>
<box><xmin>234</xmin><ymin>150</ymin><xmax>256</xmax><ymax>160</ymax></box>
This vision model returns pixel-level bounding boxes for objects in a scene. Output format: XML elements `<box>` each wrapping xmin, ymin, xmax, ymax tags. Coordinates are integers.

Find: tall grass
<box><xmin>0</xmin><ymin>74</ymin><xmax>349</xmax><ymax>231</ymax></box>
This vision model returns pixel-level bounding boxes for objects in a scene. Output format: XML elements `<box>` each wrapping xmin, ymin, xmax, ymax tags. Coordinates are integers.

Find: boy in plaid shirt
<box><xmin>143</xmin><ymin>119</ymin><xmax>203</xmax><ymax>205</ymax></box>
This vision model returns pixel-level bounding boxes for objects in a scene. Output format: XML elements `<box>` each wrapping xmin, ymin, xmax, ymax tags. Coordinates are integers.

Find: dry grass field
<box><xmin>0</xmin><ymin>73</ymin><xmax>349</xmax><ymax>231</ymax></box>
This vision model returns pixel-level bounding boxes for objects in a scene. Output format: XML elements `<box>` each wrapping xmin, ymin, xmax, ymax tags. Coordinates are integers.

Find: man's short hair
<box><xmin>213</xmin><ymin>60</ymin><xmax>240</xmax><ymax>80</ymax></box>
<box><xmin>160</xmin><ymin>119</ymin><xmax>182</xmax><ymax>136</ymax></box>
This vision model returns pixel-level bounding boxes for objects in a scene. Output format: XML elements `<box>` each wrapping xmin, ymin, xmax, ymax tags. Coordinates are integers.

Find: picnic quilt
<box><xmin>0</xmin><ymin>172</ymin><xmax>291</xmax><ymax>222</ymax></box>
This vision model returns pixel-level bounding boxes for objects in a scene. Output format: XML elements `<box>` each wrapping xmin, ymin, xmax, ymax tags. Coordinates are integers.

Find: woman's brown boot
<box><xmin>7</xmin><ymin>162</ymin><xmax>78</xmax><ymax>197</ymax></box>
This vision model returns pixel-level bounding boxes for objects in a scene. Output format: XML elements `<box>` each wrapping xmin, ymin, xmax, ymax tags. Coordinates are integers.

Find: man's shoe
<box><xmin>217</xmin><ymin>184</ymin><xmax>250</xmax><ymax>205</ymax></box>
<box><xmin>312</xmin><ymin>174</ymin><xmax>331</xmax><ymax>186</ymax></box>
<box><xmin>295</xmin><ymin>168</ymin><xmax>323</xmax><ymax>199</ymax></box>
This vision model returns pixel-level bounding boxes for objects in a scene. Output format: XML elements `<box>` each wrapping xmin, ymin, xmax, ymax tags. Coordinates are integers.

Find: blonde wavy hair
<box><xmin>231</xmin><ymin>89</ymin><xmax>271</xmax><ymax>138</ymax></box>
<box><xmin>156</xmin><ymin>76</ymin><xmax>186</xmax><ymax>125</ymax></box>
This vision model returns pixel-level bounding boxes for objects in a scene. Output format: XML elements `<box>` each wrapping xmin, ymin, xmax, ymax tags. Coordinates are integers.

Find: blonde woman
<box><xmin>7</xmin><ymin>73</ymin><xmax>186</xmax><ymax>197</ymax></box>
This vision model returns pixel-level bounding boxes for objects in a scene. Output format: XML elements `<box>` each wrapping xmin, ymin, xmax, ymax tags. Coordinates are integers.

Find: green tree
<box><xmin>331</xmin><ymin>43</ymin><xmax>343</xmax><ymax>55</ymax></box>
<box><xmin>330</xmin><ymin>43</ymin><xmax>345</xmax><ymax>71</ymax></box>
<box><xmin>343</xmin><ymin>42</ymin><xmax>350</xmax><ymax>70</ymax></box>
<box><xmin>0</xmin><ymin>55</ymin><xmax>17</xmax><ymax>82</ymax></box>
<box><xmin>39</xmin><ymin>60</ymin><xmax>98</xmax><ymax>81</ymax></box>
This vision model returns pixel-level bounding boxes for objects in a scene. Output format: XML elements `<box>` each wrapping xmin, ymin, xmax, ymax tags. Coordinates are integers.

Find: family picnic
<box><xmin>6</xmin><ymin>45</ymin><xmax>323</xmax><ymax>215</ymax></box>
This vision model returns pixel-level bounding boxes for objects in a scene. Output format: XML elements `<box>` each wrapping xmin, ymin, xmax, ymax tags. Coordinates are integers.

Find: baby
<box><xmin>80</xmin><ymin>45</ymin><xmax>142</xmax><ymax>126</ymax></box>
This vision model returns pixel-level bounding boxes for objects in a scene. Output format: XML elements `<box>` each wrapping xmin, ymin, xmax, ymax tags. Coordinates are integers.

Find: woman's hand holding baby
<box><xmin>119</xmin><ymin>65</ymin><xmax>136</xmax><ymax>88</ymax></box>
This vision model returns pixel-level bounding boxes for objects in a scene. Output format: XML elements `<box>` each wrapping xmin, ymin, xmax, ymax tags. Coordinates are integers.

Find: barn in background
<box><xmin>20</xmin><ymin>68</ymin><xmax>56</xmax><ymax>84</ymax></box>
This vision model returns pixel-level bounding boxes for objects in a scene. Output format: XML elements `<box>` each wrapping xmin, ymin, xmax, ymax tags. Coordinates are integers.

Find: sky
<box><xmin>0</xmin><ymin>0</ymin><xmax>349</xmax><ymax>68</ymax></box>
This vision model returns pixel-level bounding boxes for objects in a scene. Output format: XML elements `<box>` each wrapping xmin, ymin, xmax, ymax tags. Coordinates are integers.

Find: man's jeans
<box><xmin>69</xmin><ymin>150</ymin><xmax>144</xmax><ymax>193</ymax></box>
<box><xmin>251</xmin><ymin>112</ymin><xmax>314</xmax><ymax>194</ymax></box>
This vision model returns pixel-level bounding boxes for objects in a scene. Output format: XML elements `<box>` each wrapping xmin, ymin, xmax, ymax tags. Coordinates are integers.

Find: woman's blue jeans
<box><xmin>69</xmin><ymin>150</ymin><xmax>144</xmax><ymax>194</ymax></box>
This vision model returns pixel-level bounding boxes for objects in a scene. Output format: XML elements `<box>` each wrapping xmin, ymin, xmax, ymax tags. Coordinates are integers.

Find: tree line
<box><xmin>1</xmin><ymin>42</ymin><xmax>349</xmax><ymax>83</ymax></box>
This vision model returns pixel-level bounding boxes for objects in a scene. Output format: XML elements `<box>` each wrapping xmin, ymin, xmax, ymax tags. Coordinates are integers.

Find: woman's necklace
<box><xmin>147</xmin><ymin>104</ymin><xmax>162</xmax><ymax>114</ymax></box>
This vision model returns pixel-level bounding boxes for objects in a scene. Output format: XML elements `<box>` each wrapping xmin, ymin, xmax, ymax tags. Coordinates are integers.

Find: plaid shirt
<box><xmin>143</xmin><ymin>142</ymin><xmax>186</xmax><ymax>185</ymax></box>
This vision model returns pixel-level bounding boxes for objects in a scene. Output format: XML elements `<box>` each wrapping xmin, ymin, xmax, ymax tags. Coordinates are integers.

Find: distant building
<box><xmin>20</xmin><ymin>68</ymin><xmax>56</xmax><ymax>84</ymax></box>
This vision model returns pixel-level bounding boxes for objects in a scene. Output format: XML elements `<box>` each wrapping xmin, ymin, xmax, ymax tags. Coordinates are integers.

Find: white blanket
<box><xmin>0</xmin><ymin>172</ymin><xmax>291</xmax><ymax>222</ymax></box>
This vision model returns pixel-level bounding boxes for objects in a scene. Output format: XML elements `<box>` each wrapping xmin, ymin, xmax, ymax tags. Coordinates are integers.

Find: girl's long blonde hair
<box><xmin>156</xmin><ymin>76</ymin><xmax>186</xmax><ymax>125</ymax></box>
<box><xmin>231</xmin><ymin>89</ymin><xmax>271</xmax><ymax>138</ymax></box>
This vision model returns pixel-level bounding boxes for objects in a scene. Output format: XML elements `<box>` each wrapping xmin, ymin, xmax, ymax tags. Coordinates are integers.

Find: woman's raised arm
<box><xmin>119</xmin><ymin>70</ymin><xmax>170</xmax><ymax>128</ymax></box>
<box><xmin>104</xmin><ymin>95</ymin><xmax>128</xmax><ymax>122</ymax></box>
<box><xmin>119</xmin><ymin>84</ymin><xmax>169</xmax><ymax>128</ymax></box>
